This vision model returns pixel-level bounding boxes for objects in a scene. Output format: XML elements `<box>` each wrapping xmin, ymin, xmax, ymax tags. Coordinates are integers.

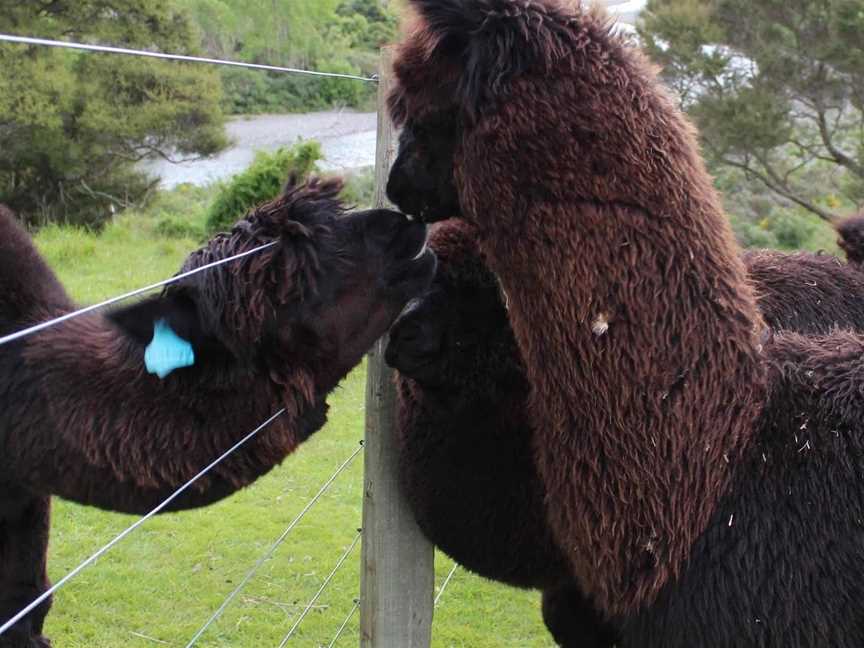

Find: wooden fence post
<box><xmin>359</xmin><ymin>46</ymin><xmax>435</xmax><ymax>648</ymax></box>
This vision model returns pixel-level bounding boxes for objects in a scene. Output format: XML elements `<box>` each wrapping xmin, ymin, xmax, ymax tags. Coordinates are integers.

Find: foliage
<box><xmin>639</xmin><ymin>0</ymin><xmax>864</xmax><ymax>222</ymax></box>
<box><xmin>179</xmin><ymin>0</ymin><xmax>394</xmax><ymax>114</ymax></box>
<box><xmin>204</xmin><ymin>141</ymin><xmax>323</xmax><ymax>233</ymax></box>
<box><xmin>336</xmin><ymin>0</ymin><xmax>400</xmax><ymax>50</ymax></box>
<box><xmin>340</xmin><ymin>166</ymin><xmax>376</xmax><ymax>208</ymax></box>
<box><xmin>716</xmin><ymin>167</ymin><xmax>841</xmax><ymax>252</ymax></box>
<box><xmin>146</xmin><ymin>183</ymin><xmax>211</xmax><ymax>239</ymax></box>
<box><xmin>0</xmin><ymin>0</ymin><xmax>227</xmax><ymax>227</ymax></box>
<box><xmin>220</xmin><ymin>65</ymin><xmax>374</xmax><ymax>115</ymax></box>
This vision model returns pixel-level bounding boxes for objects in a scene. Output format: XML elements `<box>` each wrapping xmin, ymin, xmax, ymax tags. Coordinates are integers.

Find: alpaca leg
<box><xmin>541</xmin><ymin>583</ymin><xmax>619</xmax><ymax>648</ymax></box>
<box><xmin>0</xmin><ymin>495</ymin><xmax>52</xmax><ymax>648</ymax></box>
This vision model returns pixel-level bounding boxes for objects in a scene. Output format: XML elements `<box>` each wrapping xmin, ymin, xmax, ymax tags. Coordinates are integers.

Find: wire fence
<box><xmin>0</xmin><ymin>408</ymin><xmax>286</xmax><ymax>638</ymax></box>
<box><xmin>277</xmin><ymin>531</ymin><xmax>362</xmax><ymax>647</ymax></box>
<box><xmin>327</xmin><ymin>598</ymin><xmax>360</xmax><ymax>648</ymax></box>
<box><xmin>0</xmin><ymin>34</ymin><xmax>377</xmax><ymax>82</ymax></box>
<box><xmin>185</xmin><ymin>443</ymin><xmax>364</xmax><ymax>647</ymax></box>
<box><xmin>434</xmin><ymin>564</ymin><xmax>459</xmax><ymax>607</ymax></box>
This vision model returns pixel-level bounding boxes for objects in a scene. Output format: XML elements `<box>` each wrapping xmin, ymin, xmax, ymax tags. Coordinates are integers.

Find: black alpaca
<box><xmin>388</xmin><ymin>219</ymin><xmax>864</xmax><ymax>647</ymax></box>
<box><xmin>0</xmin><ymin>182</ymin><xmax>434</xmax><ymax>648</ymax></box>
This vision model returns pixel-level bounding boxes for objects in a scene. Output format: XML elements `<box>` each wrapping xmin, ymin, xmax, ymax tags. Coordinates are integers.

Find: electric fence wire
<box><xmin>0</xmin><ymin>241</ymin><xmax>278</xmax><ymax>347</ymax></box>
<box><xmin>276</xmin><ymin>532</ymin><xmax>362</xmax><ymax>647</ymax></box>
<box><xmin>434</xmin><ymin>564</ymin><xmax>459</xmax><ymax>607</ymax></box>
<box><xmin>185</xmin><ymin>443</ymin><xmax>364</xmax><ymax>647</ymax></box>
<box><xmin>326</xmin><ymin>598</ymin><xmax>360</xmax><ymax>648</ymax></box>
<box><xmin>0</xmin><ymin>408</ymin><xmax>287</xmax><ymax>639</ymax></box>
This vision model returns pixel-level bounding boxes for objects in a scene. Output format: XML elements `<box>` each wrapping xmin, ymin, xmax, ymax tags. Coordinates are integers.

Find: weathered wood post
<box><xmin>359</xmin><ymin>46</ymin><xmax>435</xmax><ymax>648</ymax></box>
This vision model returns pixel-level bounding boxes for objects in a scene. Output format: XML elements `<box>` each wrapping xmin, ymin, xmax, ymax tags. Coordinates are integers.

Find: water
<box><xmin>140</xmin><ymin>111</ymin><xmax>378</xmax><ymax>189</ymax></box>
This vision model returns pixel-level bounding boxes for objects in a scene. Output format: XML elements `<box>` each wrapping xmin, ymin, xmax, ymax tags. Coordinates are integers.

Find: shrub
<box><xmin>155</xmin><ymin>216</ymin><xmax>205</xmax><ymax>240</ymax></box>
<box><xmin>729</xmin><ymin>208</ymin><xmax>839</xmax><ymax>254</ymax></box>
<box><xmin>219</xmin><ymin>66</ymin><xmax>375</xmax><ymax>115</ymax></box>
<box><xmin>205</xmin><ymin>141</ymin><xmax>322</xmax><ymax>234</ymax></box>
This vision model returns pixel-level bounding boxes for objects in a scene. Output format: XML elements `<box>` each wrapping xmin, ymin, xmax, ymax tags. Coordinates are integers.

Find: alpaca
<box><xmin>388</xmin><ymin>219</ymin><xmax>864</xmax><ymax>646</ymax></box>
<box><xmin>744</xmin><ymin>249</ymin><xmax>864</xmax><ymax>332</ymax></box>
<box><xmin>0</xmin><ymin>181</ymin><xmax>435</xmax><ymax>648</ymax></box>
<box><xmin>388</xmin><ymin>0</ymin><xmax>767</xmax><ymax>617</ymax></box>
<box><xmin>836</xmin><ymin>215</ymin><xmax>864</xmax><ymax>265</ymax></box>
<box><xmin>386</xmin><ymin>218</ymin><xmax>617</xmax><ymax>647</ymax></box>
<box><xmin>385</xmin><ymin>0</ymin><xmax>864</xmax><ymax>643</ymax></box>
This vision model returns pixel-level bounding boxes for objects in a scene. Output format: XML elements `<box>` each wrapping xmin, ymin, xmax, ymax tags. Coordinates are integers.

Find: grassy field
<box><xmin>32</xmin><ymin>193</ymin><xmax>554</xmax><ymax>647</ymax></box>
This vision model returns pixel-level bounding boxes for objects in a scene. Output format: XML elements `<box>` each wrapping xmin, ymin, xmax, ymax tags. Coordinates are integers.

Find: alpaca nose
<box><xmin>392</xmin><ymin>320</ymin><xmax>441</xmax><ymax>356</ymax></box>
<box><xmin>389</xmin><ymin>298</ymin><xmax>441</xmax><ymax>351</ymax></box>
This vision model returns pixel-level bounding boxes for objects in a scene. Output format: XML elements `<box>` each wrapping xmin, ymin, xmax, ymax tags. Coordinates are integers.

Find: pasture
<box><xmin>34</xmin><ymin>194</ymin><xmax>554</xmax><ymax>647</ymax></box>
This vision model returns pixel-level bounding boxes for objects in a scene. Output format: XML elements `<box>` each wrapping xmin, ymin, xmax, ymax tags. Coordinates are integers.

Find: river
<box><xmin>140</xmin><ymin>111</ymin><xmax>378</xmax><ymax>189</ymax></box>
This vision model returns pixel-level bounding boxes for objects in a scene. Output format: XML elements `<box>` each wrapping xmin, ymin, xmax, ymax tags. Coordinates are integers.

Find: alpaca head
<box><xmin>837</xmin><ymin>215</ymin><xmax>864</xmax><ymax>265</ymax></box>
<box><xmin>110</xmin><ymin>177</ymin><xmax>436</xmax><ymax>394</ymax></box>
<box><xmin>386</xmin><ymin>0</ymin><xmax>594</xmax><ymax>223</ymax></box>
<box><xmin>386</xmin><ymin>114</ymin><xmax>462</xmax><ymax>223</ymax></box>
<box><xmin>385</xmin><ymin>219</ymin><xmax>520</xmax><ymax>393</ymax></box>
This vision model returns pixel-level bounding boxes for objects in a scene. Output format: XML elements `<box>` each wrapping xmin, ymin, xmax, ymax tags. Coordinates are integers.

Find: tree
<box><xmin>639</xmin><ymin>0</ymin><xmax>864</xmax><ymax>222</ymax></box>
<box><xmin>0</xmin><ymin>0</ymin><xmax>227</xmax><ymax>226</ymax></box>
<box><xmin>179</xmin><ymin>0</ymin><xmax>395</xmax><ymax>115</ymax></box>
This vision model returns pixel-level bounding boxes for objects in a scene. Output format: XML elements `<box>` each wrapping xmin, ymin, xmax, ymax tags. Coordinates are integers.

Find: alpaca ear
<box><xmin>279</xmin><ymin>176</ymin><xmax>345</xmax><ymax>225</ymax></box>
<box><xmin>408</xmin><ymin>0</ymin><xmax>549</xmax><ymax>120</ymax></box>
<box><xmin>107</xmin><ymin>292</ymin><xmax>203</xmax><ymax>347</ymax></box>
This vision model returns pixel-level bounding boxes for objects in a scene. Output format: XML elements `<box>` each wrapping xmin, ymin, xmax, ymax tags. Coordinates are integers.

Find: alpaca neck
<box><xmin>475</xmin><ymin>198</ymin><xmax>765</xmax><ymax>615</ymax></box>
<box><xmin>11</xmin><ymin>312</ymin><xmax>320</xmax><ymax>514</ymax></box>
<box><xmin>0</xmin><ymin>213</ymin><xmax>72</xmax><ymax>328</ymax></box>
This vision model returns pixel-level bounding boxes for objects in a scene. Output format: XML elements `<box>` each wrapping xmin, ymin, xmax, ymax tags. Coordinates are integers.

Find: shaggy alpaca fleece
<box><xmin>386</xmin><ymin>0</ymin><xmax>864</xmax><ymax>641</ymax></box>
<box><xmin>390</xmin><ymin>221</ymin><xmax>569</xmax><ymax>588</ymax></box>
<box><xmin>0</xmin><ymin>184</ymin><xmax>434</xmax><ymax>648</ymax></box>
<box><xmin>389</xmin><ymin>218</ymin><xmax>620</xmax><ymax>647</ymax></box>
<box><xmin>745</xmin><ymin>249</ymin><xmax>864</xmax><ymax>332</ymax></box>
<box><xmin>390</xmin><ymin>219</ymin><xmax>864</xmax><ymax>646</ymax></box>
<box><xmin>389</xmin><ymin>0</ymin><xmax>766</xmax><ymax>615</ymax></box>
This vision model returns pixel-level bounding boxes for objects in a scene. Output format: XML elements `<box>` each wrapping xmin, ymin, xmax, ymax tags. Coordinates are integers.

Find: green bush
<box><xmin>220</xmin><ymin>67</ymin><xmax>375</xmax><ymax>115</ymax></box>
<box><xmin>140</xmin><ymin>183</ymin><xmax>210</xmax><ymax>240</ymax></box>
<box><xmin>729</xmin><ymin>214</ymin><xmax>779</xmax><ymax>249</ymax></box>
<box><xmin>729</xmin><ymin>208</ymin><xmax>839</xmax><ymax>254</ymax></box>
<box><xmin>0</xmin><ymin>3</ymin><xmax>227</xmax><ymax>227</ymax></box>
<box><xmin>205</xmin><ymin>141</ymin><xmax>323</xmax><ymax>234</ymax></box>
<box><xmin>340</xmin><ymin>166</ymin><xmax>376</xmax><ymax>208</ymax></box>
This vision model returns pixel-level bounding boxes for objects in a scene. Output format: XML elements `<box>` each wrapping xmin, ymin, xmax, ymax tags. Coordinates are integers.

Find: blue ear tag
<box><xmin>144</xmin><ymin>319</ymin><xmax>195</xmax><ymax>379</ymax></box>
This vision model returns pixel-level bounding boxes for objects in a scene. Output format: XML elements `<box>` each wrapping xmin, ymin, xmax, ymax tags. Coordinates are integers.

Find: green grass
<box><xmin>31</xmin><ymin>203</ymin><xmax>554</xmax><ymax>647</ymax></box>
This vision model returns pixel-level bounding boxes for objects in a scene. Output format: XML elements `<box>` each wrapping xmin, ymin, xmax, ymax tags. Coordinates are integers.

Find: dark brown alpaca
<box><xmin>836</xmin><ymin>214</ymin><xmax>864</xmax><ymax>265</ymax></box>
<box><xmin>387</xmin><ymin>219</ymin><xmax>618</xmax><ymax>647</ymax></box>
<box><xmin>0</xmin><ymin>182</ymin><xmax>434</xmax><ymax>648</ymax></box>
<box><xmin>387</xmin><ymin>0</ymin><xmax>766</xmax><ymax>616</ymax></box>
<box><xmin>385</xmin><ymin>1</ymin><xmax>864</xmax><ymax>643</ymax></box>
<box><xmin>388</xmin><ymin>219</ymin><xmax>864</xmax><ymax>647</ymax></box>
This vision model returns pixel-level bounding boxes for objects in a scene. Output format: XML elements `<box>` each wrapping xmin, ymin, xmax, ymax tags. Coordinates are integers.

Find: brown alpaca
<box><xmin>388</xmin><ymin>219</ymin><xmax>864</xmax><ymax>647</ymax></box>
<box><xmin>836</xmin><ymin>214</ymin><xmax>864</xmax><ymax>265</ymax></box>
<box><xmin>0</xmin><ymin>182</ymin><xmax>434</xmax><ymax>648</ymax></box>
<box><xmin>386</xmin><ymin>0</ymin><xmax>765</xmax><ymax>615</ymax></box>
